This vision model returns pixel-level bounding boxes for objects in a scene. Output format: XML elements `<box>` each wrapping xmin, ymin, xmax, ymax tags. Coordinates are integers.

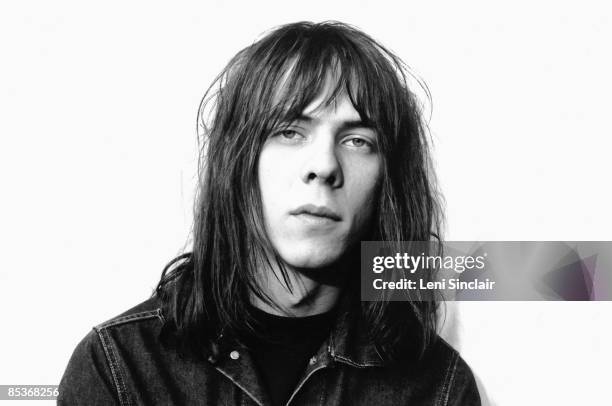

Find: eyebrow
<box><xmin>292</xmin><ymin>113</ymin><xmax>375</xmax><ymax>131</ymax></box>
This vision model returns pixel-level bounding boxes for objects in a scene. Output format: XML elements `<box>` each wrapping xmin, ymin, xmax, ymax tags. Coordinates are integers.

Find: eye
<box><xmin>268</xmin><ymin>127</ymin><xmax>307</xmax><ymax>145</ymax></box>
<box><xmin>278</xmin><ymin>129</ymin><xmax>300</xmax><ymax>140</ymax></box>
<box><xmin>343</xmin><ymin>136</ymin><xmax>373</xmax><ymax>149</ymax></box>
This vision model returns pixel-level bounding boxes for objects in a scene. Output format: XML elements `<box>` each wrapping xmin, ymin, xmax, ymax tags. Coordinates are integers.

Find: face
<box><xmin>258</xmin><ymin>91</ymin><xmax>382</xmax><ymax>270</ymax></box>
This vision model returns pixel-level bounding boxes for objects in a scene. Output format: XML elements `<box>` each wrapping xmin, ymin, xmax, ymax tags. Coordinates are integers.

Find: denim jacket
<box><xmin>59</xmin><ymin>297</ymin><xmax>481</xmax><ymax>405</ymax></box>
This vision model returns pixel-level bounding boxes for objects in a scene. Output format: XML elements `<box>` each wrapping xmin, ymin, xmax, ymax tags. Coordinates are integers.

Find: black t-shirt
<box><xmin>240</xmin><ymin>305</ymin><xmax>337</xmax><ymax>406</ymax></box>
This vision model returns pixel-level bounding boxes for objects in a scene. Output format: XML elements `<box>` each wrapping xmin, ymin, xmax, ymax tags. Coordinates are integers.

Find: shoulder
<box><xmin>66</xmin><ymin>295</ymin><xmax>164</xmax><ymax>364</ymax></box>
<box><xmin>86</xmin><ymin>296</ymin><xmax>167</xmax><ymax>372</ymax></box>
<box><xmin>88</xmin><ymin>296</ymin><xmax>165</xmax><ymax>361</ymax></box>
<box><xmin>420</xmin><ymin>336</ymin><xmax>481</xmax><ymax>406</ymax></box>
<box><xmin>59</xmin><ymin>297</ymin><xmax>166</xmax><ymax>404</ymax></box>
<box><xmin>59</xmin><ymin>296</ymin><xmax>162</xmax><ymax>404</ymax></box>
<box><xmin>94</xmin><ymin>296</ymin><xmax>164</xmax><ymax>331</ymax></box>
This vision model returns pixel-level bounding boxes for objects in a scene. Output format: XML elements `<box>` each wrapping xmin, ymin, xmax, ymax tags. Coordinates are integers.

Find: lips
<box><xmin>289</xmin><ymin>204</ymin><xmax>342</xmax><ymax>221</ymax></box>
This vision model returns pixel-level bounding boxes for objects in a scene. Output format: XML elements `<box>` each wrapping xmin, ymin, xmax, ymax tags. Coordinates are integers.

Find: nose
<box><xmin>300</xmin><ymin>136</ymin><xmax>343</xmax><ymax>188</ymax></box>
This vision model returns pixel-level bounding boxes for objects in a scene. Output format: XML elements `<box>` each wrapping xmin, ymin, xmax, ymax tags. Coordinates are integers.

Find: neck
<box><xmin>250</xmin><ymin>262</ymin><xmax>346</xmax><ymax>317</ymax></box>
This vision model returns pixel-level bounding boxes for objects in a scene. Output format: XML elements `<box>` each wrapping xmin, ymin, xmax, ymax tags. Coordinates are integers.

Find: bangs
<box><xmin>250</xmin><ymin>24</ymin><xmax>408</xmax><ymax>141</ymax></box>
<box><xmin>271</xmin><ymin>56</ymin><xmax>369</xmax><ymax>126</ymax></box>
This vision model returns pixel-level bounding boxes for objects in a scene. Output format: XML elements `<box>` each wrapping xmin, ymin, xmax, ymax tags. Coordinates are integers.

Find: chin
<box><xmin>279</xmin><ymin>243</ymin><xmax>345</xmax><ymax>270</ymax></box>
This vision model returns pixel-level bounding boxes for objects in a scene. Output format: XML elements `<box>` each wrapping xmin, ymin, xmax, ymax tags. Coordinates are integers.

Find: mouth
<box><xmin>289</xmin><ymin>204</ymin><xmax>342</xmax><ymax>221</ymax></box>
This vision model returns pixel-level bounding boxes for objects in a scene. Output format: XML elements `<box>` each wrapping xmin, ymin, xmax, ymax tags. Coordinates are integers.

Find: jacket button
<box><xmin>230</xmin><ymin>350</ymin><xmax>240</xmax><ymax>360</ymax></box>
<box><xmin>309</xmin><ymin>356</ymin><xmax>317</xmax><ymax>365</ymax></box>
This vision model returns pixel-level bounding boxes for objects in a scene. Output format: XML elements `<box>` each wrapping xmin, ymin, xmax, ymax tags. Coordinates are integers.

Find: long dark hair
<box><xmin>156</xmin><ymin>21</ymin><xmax>444</xmax><ymax>361</ymax></box>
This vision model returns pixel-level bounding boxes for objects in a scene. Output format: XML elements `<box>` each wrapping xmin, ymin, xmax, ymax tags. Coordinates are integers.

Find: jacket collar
<box><xmin>207</xmin><ymin>292</ymin><xmax>386</xmax><ymax>368</ymax></box>
<box><xmin>325</xmin><ymin>294</ymin><xmax>385</xmax><ymax>368</ymax></box>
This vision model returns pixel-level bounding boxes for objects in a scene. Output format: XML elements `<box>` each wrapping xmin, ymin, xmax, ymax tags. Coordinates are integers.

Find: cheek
<box><xmin>348</xmin><ymin>159</ymin><xmax>382</xmax><ymax>208</ymax></box>
<box><xmin>257</xmin><ymin>147</ymin><xmax>291</xmax><ymax>217</ymax></box>
<box><xmin>344</xmin><ymin>161</ymin><xmax>382</xmax><ymax>234</ymax></box>
<box><xmin>352</xmin><ymin>181</ymin><xmax>379</xmax><ymax>222</ymax></box>
<box><xmin>258</xmin><ymin>147</ymin><xmax>277</xmax><ymax>191</ymax></box>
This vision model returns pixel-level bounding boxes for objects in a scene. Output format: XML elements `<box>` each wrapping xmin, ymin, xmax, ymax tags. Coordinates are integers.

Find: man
<box><xmin>59</xmin><ymin>21</ymin><xmax>481</xmax><ymax>405</ymax></box>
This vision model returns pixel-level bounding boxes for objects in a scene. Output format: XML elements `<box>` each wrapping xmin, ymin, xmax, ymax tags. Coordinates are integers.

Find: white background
<box><xmin>1</xmin><ymin>1</ymin><xmax>611</xmax><ymax>405</ymax></box>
